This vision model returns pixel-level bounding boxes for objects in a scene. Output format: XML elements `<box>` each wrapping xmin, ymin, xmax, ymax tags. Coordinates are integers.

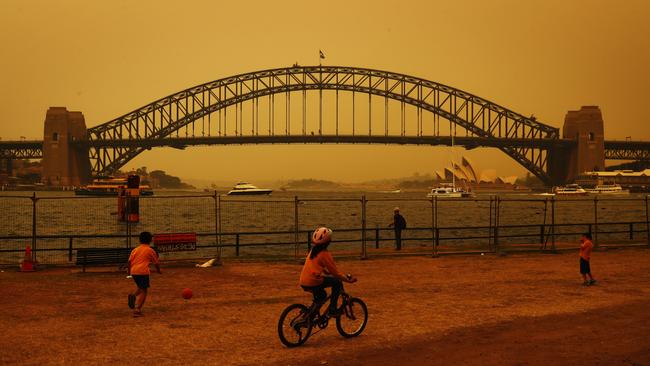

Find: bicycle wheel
<box><xmin>278</xmin><ymin>303</ymin><xmax>313</xmax><ymax>347</ymax></box>
<box><xmin>336</xmin><ymin>297</ymin><xmax>368</xmax><ymax>338</ymax></box>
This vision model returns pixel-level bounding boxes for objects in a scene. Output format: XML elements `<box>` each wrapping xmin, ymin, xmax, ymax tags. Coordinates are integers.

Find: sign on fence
<box><xmin>153</xmin><ymin>233</ymin><xmax>197</xmax><ymax>252</ymax></box>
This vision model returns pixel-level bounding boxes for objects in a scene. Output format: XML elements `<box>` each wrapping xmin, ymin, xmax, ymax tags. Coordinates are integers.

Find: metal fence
<box><xmin>1</xmin><ymin>192</ymin><xmax>649</xmax><ymax>265</ymax></box>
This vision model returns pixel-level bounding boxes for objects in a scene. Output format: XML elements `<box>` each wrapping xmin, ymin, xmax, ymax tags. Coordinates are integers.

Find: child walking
<box><xmin>127</xmin><ymin>231</ymin><xmax>161</xmax><ymax>317</ymax></box>
<box><xmin>579</xmin><ymin>232</ymin><xmax>596</xmax><ymax>286</ymax></box>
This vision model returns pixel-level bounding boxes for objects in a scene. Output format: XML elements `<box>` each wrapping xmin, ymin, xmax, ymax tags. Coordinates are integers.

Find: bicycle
<box><xmin>277</xmin><ymin>283</ymin><xmax>368</xmax><ymax>347</ymax></box>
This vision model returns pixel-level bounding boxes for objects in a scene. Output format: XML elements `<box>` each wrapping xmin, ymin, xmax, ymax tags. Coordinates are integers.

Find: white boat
<box><xmin>227</xmin><ymin>182</ymin><xmax>272</xmax><ymax>195</ymax></box>
<box><xmin>553</xmin><ymin>184</ymin><xmax>588</xmax><ymax>196</ymax></box>
<box><xmin>427</xmin><ymin>135</ymin><xmax>475</xmax><ymax>198</ymax></box>
<box><xmin>427</xmin><ymin>184</ymin><xmax>474</xmax><ymax>198</ymax></box>
<box><xmin>585</xmin><ymin>183</ymin><xmax>629</xmax><ymax>195</ymax></box>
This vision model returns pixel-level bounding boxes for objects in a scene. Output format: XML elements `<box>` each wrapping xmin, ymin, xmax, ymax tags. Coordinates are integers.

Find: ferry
<box><xmin>585</xmin><ymin>183</ymin><xmax>629</xmax><ymax>195</ymax></box>
<box><xmin>553</xmin><ymin>184</ymin><xmax>588</xmax><ymax>196</ymax></box>
<box><xmin>74</xmin><ymin>178</ymin><xmax>154</xmax><ymax>196</ymax></box>
<box><xmin>427</xmin><ymin>184</ymin><xmax>474</xmax><ymax>198</ymax></box>
<box><xmin>227</xmin><ymin>182</ymin><xmax>272</xmax><ymax>196</ymax></box>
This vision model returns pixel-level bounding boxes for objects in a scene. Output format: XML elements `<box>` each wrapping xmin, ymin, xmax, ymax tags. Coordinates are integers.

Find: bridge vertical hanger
<box><xmin>256</xmin><ymin>80</ymin><xmax>260</xmax><ymax>136</ymax></box>
<box><xmin>302</xmin><ymin>70</ymin><xmax>306</xmax><ymax>135</ymax></box>
<box><xmin>399</xmin><ymin>80</ymin><xmax>406</xmax><ymax>136</ymax></box>
<box><xmin>368</xmin><ymin>74</ymin><xmax>372</xmax><ymax>137</ymax></box>
<box><xmin>286</xmin><ymin>70</ymin><xmax>290</xmax><ymax>136</ymax></box>
<box><xmin>336</xmin><ymin>72</ymin><xmax>339</xmax><ymax>136</ymax></box>
<box><xmin>318</xmin><ymin>69</ymin><xmax>323</xmax><ymax>135</ymax></box>
<box><xmin>267</xmin><ymin>76</ymin><xmax>271</xmax><ymax>135</ymax></box>
<box><xmin>384</xmin><ymin>77</ymin><xmax>388</xmax><ymax>137</ymax></box>
<box><xmin>352</xmin><ymin>73</ymin><xmax>355</xmax><ymax>136</ymax></box>
<box><xmin>236</xmin><ymin>81</ymin><xmax>240</xmax><ymax>136</ymax></box>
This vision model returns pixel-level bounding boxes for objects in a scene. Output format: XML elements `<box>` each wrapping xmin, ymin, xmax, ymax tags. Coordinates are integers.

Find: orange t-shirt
<box><xmin>580</xmin><ymin>239</ymin><xmax>593</xmax><ymax>260</ymax></box>
<box><xmin>129</xmin><ymin>244</ymin><xmax>159</xmax><ymax>275</ymax></box>
<box><xmin>299</xmin><ymin>250</ymin><xmax>344</xmax><ymax>287</ymax></box>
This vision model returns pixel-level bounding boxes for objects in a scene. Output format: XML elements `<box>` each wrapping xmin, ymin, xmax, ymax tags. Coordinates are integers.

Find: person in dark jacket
<box><xmin>388</xmin><ymin>207</ymin><xmax>407</xmax><ymax>250</ymax></box>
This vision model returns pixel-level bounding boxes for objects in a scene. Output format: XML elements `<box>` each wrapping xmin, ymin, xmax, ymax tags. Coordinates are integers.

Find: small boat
<box><xmin>427</xmin><ymin>184</ymin><xmax>474</xmax><ymax>198</ymax></box>
<box><xmin>74</xmin><ymin>178</ymin><xmax>154</xmax><ymax>196</ymax></box>
<box><xmin>227</xmin><ymin>182</ymin><xmax>272</xmax><ymax>196</ymax></box>
<box><xmin>553</xmin><ymin>184</ymin><xmax>587</xmax><ymax>196</ymax></box>
<box><xmin>585</xmin><ymin>183</ymin><xmax>629</xmax><ymax>195</ymax></box>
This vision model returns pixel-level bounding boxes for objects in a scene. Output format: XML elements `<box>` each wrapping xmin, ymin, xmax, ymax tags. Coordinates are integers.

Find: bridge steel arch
<box><xmin>88</xmin><ymin>66</ymin><xmax>560</xmax><ymax>183</ymax></box>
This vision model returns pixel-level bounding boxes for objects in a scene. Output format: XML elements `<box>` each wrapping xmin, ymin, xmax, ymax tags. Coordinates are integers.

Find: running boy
<box><xmin>127</xmin><ymin>231</ymin><xmax>161</xmax><ymax>317</ymax></box>
<box><xmin>579</xmin><ymin>232</ymin><xmax>596</xmax><ymax>286</ymax></box>
<box><xmin>300</xmin><ymin>227</ymin><xmax>357</xmax><ymax>317</ymax></box>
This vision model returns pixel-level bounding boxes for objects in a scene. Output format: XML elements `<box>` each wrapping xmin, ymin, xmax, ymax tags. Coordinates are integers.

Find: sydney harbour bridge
<box><xmin>1</xmin><ymin>66</ymin><xmax>649</xmax><ymax>186</ymax></box>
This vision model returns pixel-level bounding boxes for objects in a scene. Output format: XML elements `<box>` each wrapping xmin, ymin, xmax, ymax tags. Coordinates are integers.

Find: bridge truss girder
<box><xmin>0</xmin><ymin>142</ymin><xmax>43</xmax><ymax>159</ymax></box>
<box><xmin>604</xmin><ymin>141</ymin><xmax>650</xmax><ymax>161</ymax></box>
<box><xmin>87</xmin><ymin>66</ymin><xmax>560</xmax><ymax>183</ymax></box>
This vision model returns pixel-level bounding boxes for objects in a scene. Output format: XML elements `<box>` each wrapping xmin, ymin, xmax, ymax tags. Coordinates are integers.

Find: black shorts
<box><xmin>580</xmin><ymin>257</ymin><xmax>591</xmax><ymax>274</ymax></box>
<box><xmin>132</xmin><ymin>275</ymin><xmax>150</xmax><ymax>289</ymax></box>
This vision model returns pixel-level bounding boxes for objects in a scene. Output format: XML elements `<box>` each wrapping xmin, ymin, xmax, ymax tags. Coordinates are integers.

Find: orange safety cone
<box><xmin>21</xmin><ymin>245</ymin><xmax>35</xmax><ymax>272</ymax></box>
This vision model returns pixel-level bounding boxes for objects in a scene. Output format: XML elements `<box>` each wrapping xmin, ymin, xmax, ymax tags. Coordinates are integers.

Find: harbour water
<box><xmin>0</xmin><ymin>190</ymin><xmax>648</xmax><ymax>264</ymax></box>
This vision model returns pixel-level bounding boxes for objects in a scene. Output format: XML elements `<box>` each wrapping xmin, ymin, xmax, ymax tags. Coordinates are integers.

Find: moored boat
<box><xmin>585</xmin><ymin>183</ymin><xmax>629</xmax><ymax>195</ymax></box>
<box><xmin>426</xmin><ymin>184</ymin><xmax>474</xmax><ymax>198</ymax></box>
<box><xmin>553</xmin><ymin>184</ymin><xmax>588</xmax><ymax>196</ymax></box>
<box><xmin>74</xmin><ymin>178</ymin><xmax>153</xmax><ymax>196</ymax></box>
<box><xmin>227</xmin><ymin>182</ymin><xmax>272</xmax><ymax>195</ymax></box>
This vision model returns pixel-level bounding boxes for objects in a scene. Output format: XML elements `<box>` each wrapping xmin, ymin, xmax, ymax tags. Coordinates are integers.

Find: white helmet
<box><xmin>312</xmin><ymin>227</ymin><xmax>332</xmax><ymax>245</ymax></box>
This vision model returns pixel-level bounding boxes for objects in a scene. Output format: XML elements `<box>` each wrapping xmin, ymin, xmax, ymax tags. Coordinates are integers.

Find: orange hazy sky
<box><xmin>1</xmin><ymin>0</ymin><xmax>649</xmax><ymax>184</ymax></box>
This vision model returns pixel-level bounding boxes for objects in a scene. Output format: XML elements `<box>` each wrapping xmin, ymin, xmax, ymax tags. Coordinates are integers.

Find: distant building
<box><xmin>576</xmin><ymin>170</ymin><xmax>650</xmax><ymax>192</ymax></box>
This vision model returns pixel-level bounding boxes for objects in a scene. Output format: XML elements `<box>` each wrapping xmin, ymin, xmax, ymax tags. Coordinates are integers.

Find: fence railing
<box><xmin>0</xmin><ymin>192</ymin><xmax>649</xmax><ymax>265</ymax></box>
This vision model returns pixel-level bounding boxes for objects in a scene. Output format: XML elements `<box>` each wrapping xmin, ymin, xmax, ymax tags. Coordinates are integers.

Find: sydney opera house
<box><xmin>434</xmin><ymin>157</ymin><xmax>523</xmax><ymax>191</ymax></box>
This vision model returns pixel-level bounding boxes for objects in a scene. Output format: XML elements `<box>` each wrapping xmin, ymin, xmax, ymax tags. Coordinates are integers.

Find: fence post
<box><xmin>488</xmin><ymin>196</ymin><xmax>493</xmax><ymax>252</ymax></box>
<box><xmin>235</xmin><ymin>234</ymin><xmax>240</xmax><ymax>257</ymax></box>
<box><xmin>294</xmin><ymin>196</ymin><xmax>299</xmax><ymax>259</ymax></box>
<box><xmin>375</xmin><ymin>226</ymin><xmax>379</xmax><ymax>249</ymax></box>
<box><xmin>540</xmin><ymin>225</ymin><xmax>545</xmax><ymax>247</ymax></box>
<box><xmin>125</xmin><ymin>192</ymin><xmax>131</xmax><ymax>249</ymax></box>
<box><xmin>434</xmin><ymin>196</ymin><xmax>439</xmax><ymax>255</ymax></box>
<box><xmin>214</xmin><ymin>191</ymin><xmax>222</xmax><ymax>262</ymax></box>
<box><xmin>431</xmin><ymin>197</ymin><xmax>437</xmax><ymax>257</ymax></box>
<box><xmin>646</xmin><ymin>195</ymin><xmax>649</xmax><ymax>248</ymax></box>
<box><xmin>593</xmin><ymin>196</ymin><xmax>598</xmax><ymax>247</ymax></box>
<box><xmin>360</xmin><ymin>195</ymin><xmax>367</xmax><ymax>260</ymax></box>
<box><xmin>494</xmin><ymin>196</ymin><xmax>500</xmax><ymax>253</ymax></box>
<box><xmin>31</xmin><ymin>192</ymin><xmax>37</xmax><ymax>262</ymax></box>
<box><xmin>68</xmin><ymin>237</ymin><xmax>73</xmax><ymax>263</ymax></box>
<box><xmin>551</xmin><ymin>196</ymin><xmax>556</xmax><ymax>252</ymax></box>
<box><xmin>306</xmin><ymin>231</ymin><xmax>311</xmax><ymax>252</ymax></box>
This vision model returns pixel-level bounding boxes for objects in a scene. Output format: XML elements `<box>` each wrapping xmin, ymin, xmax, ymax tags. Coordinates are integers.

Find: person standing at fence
<box><xmin>127</xmin><ymin>231</ymin><xmax>161</xmax><ymax>317</ymax></box>
<box><xmin>579</xmin><ymin>232</ymin><xmax>597</xmax><ymax>286</ymax></box>
<box><xmin>388</xmin><ymin>207</ymin><xmax>407</xmax><ymax>250</ymax></box>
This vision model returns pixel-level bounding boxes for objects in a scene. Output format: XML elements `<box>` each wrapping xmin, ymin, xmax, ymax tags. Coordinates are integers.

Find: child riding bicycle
<box><xmin>299</xmin><ymin>227</ymin><xmax>357</xmax><ymax>317</ymax></box>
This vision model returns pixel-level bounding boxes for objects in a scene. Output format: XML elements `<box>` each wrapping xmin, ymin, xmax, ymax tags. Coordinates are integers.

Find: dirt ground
<box><xmin>1</xmin><ymin>248</ymin><xmax>650</xmax><ymax>366</ymax></box>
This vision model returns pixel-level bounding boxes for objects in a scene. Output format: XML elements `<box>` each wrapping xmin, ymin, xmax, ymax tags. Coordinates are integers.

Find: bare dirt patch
<box><xmin>1</xmin><ymin>248</ymin><xmax>649</xmax><ymax>365</ymax></box>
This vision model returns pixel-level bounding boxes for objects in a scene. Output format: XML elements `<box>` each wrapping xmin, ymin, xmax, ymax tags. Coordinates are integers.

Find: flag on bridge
<box><xmin>319</xmin><ymin>50</ymin><xmax>325</xmax><ymax>59</ymax></box>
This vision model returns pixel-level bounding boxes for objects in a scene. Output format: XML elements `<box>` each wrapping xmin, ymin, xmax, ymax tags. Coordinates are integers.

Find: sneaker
<box><xmin>128</xmin><ymin>294</ymin><xmax>136</xmax><ymax>309</ymax></box>
<box><xmin>589</xmin><ymin>279</ymin><xmax>597</xmax><ymax>285</ymax></box>
<box><xmin>582</xmin><ymin>281</ymin><xmax>590</xmax><ymax>286</ymax></box>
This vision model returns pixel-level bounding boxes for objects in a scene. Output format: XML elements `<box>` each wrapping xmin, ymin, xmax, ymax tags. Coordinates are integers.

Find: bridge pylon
<box><xmin>561</xmin><ymin>106</ymin><xmax>605</xmax><ymax>183</ymax></box>
<box><xmin>41</xmin><ymin>107</ymin><xmax>91</xmax><ymax>187</ymax></box>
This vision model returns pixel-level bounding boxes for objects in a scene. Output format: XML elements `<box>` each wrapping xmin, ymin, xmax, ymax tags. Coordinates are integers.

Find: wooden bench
<box><xmin>76</xmin><ymin>248</ymin><xmax>132</xmax><ymax>272</ymax></box>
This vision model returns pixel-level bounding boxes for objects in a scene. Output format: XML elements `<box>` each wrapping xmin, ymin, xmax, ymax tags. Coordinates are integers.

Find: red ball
<box><xmin>181</xmin><ymin>288</ymin><xmax>193</xmax><ymax>300</ymax></box>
